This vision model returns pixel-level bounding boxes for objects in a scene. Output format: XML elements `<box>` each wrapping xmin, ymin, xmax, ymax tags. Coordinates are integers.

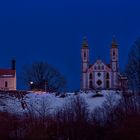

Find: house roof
<box><xmin>0</xmin><ymin>69</ymin><xmax>16</xmax><ymax>76</ymax></box>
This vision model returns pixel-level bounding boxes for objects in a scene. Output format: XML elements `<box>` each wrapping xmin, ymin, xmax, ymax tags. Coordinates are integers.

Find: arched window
<box><xmin>84</xmin><ymin>52</ymin><xmax>86</xmax><ymax>58</ymax></box>
<box><xmin>94</xmin><ymin>66</ymin><xmax>97</xmax><ymax>70</ymax></box>
<box><xmin>89</xmin><ymin>73</ymin><xmax>93</xmax><ymax>79</ymax></box>
<box><xmin>106</xmin><ymin>80</ymin><xmax>110</xmax><ymax>89</ymax></box>
<box><xmin>106</xmin><ymin>73</ymin><xmax>110</xmax><ymax>79</ymax></box>
<box><xmin>113</xmin><ymin>51</ymin><xmax>115</xmax><ymax>56</ymax></box>
<box><xmin>102</xmin><ymin>65</ymin><xmax>104</xmax><ymax>70</ymax></box>
<box><xmin>5</xmin><ymin>81</ymin><xmax>8</xmax><ymax>87</ymax></box>
<box><xmin>98</xmin><ymin>65</ymin><xmax>100</xmax><ymax>70</ymax></box>
<box><xmin>89</xmin><ymin>81</ymin><xmax>93</xmax><ymax>88</ymax></box>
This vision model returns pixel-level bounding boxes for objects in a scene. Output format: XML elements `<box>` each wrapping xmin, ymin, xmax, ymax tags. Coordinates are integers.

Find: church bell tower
<box><xmin>110</xmin><ymin>37</ymin><xmax>119</xmax><ymax>89</ymax></box>
<box><xmin>81</xmin><ymin>38</ymin><xmax>89</xmax><ymax>90</ymax></box>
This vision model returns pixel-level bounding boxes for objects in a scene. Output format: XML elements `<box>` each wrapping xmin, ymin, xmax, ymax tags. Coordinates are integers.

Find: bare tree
<box><xmin>26</xmin><ymin>96</ymin><xmax>52</xmax><ymax>125</ymax></box>
<box><xmin>21</xmin><ymin>62</ymin><xmax>66</xmax><ymax>92</ymax></box>
<box><xmin>22</xmin><ymin>96</ymin><xmax>52</xmax><ymax>139</ymax></box>
<box><xmin>52</xmin><ymin>95</ymin><xmax>89</xmax><ymax>140</ymax></box>
<box><xmin>125</xmin><ymin>38</ymin><xmax>140</xmax><ymax>93</ymax></box>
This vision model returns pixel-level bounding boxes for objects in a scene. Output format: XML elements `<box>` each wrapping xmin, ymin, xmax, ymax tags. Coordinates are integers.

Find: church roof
<box><xmin>82</xmin><ymin>37</ymin><xmax>88</xmax><ymax>48</ymax></box>
<box><xmin>0</xmin><ymin>69</ymin><xmax>16</xmax><ymax>76</ymax></box>
<box><xmin>111</xmin><ymin>36</ymin><xmax>118</xmax><ymax>48</ymax></box>
<box><xmin>106</xmin><ymin>64</ymin><xmax>111</xmax><ymax>68</ymax></box>
<box><xmin>89</xmin><ymin>64</ymin><xmax>92</xmax><ymax>68</ymax></box>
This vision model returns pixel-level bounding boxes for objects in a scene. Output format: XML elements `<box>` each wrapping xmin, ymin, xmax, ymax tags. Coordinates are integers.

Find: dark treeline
<box><xmin>0</xmin><ymin>92</ymin><xmax>140</xmax><ymax>140</ymax></box>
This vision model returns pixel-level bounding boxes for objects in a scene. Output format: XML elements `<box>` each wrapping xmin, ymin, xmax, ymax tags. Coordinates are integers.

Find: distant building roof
<box><xmin>89</xmin><ymin>64</ymin><xmax>93</xmax><ymax>68</ymax></box>
<box><xmin>0</xmin><ymin>69</ymin><xmax>16</xmax><ymax>76</ymax></box>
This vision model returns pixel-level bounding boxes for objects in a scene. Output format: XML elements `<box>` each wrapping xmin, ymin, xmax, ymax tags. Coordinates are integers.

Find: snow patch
<box><xmin>0</xmin><ymin>90</ymin><xmax>121</xmax><ymax>115</ymax></box>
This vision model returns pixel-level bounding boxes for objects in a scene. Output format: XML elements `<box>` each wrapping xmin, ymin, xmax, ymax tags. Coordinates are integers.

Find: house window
<box><xmin>106</xmin><ymin>73</ymin><xmax>110</xmax><ymax>79</ymax></box>
<box><xmin>5</xmin><ymin>81</ymin><xmax>8</xmax><ymax>87</ymax></box>
<box><xmin>89</xmin><ymin>73</ymin><xmax>93</xmax><ymax>79</ymax></box>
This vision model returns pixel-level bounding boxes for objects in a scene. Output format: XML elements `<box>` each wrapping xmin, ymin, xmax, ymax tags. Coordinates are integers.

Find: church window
<box><xmin>98</xmin><ymin>65</ymin><xmax>100</xmax><ymax>70</ymax></box>
<box><xmin>102</xmin><ymin>65</ymin><xmax>104</xmax><ymax>70</ymax></box>
<box><xmin>5</xmin><ymin>81</ymin><xmax>8</xmax><ymax>87</ymax></box>
<box><xmin>96</xmin><ymin>80</ymin><xmax>102</xmax><ymax>86</ymax></box>
<box><xmin>94</xmin><ymin>66</ymin><xmax>97</xmax><ymax>70</ymax></box>
<box><xmin>84</xmin><ymin>52</ymin><xmax>86</xmax><ymax>58</ymax></box>
<box><xmin>89</xmin><ymin>81</ymin><xmax>93</xmax><ymax>88</ymax></box>
<box><xmin>106</xmin><ymin>73</ymin><xmax>110</xmax><ymax>79</ymax></box>
<box><xmin>106</xmin><ymin>80</ymin><xmax>110</xmax><ymax>89</ymax></box>
<box><xmin>89</xmin><ymin>73</ymin><xmax>93</xmax><ymax>79</ymax></box>
<box><xmin>113</xmin><ymin>51</ymin><xmax>115</xmax><ymax>56</ymax></box>
<box><xmin>97</xmin><ymin>72</ymin><xmax>101</xmax><ymax>77</ymax></box>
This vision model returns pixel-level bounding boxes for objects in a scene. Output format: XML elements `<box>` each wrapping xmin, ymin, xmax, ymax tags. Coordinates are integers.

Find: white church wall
<box><xmin>94</xmin><ymin>71</ymin><xmax>104</xmax><ymax>89</ymax></box>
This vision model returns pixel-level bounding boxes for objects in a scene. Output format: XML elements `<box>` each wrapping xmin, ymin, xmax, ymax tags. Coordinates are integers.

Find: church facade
<box><xmin>81</xmin><ymin>37</ymin><xmax>127</xmax><ymax>90</ymax></box>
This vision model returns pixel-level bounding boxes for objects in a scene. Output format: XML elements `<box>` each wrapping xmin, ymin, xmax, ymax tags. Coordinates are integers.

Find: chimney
<box><xmin>11</xmin><ymin>59</ymin><xmax>16</xmax><ymax>70</ymax></box>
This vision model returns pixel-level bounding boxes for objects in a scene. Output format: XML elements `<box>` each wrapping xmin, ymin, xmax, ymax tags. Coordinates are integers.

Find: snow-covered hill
<box><xmin>0</xmin><ymin>90</ymin><xmax>121</xmax><ymax>115</ymax></box>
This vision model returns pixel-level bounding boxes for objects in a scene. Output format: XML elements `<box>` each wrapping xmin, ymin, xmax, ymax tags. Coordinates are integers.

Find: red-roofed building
<box><xmin>0</xmin><ymin>60</ymin><xmax>16</xmax><ymax>90</ymax></box>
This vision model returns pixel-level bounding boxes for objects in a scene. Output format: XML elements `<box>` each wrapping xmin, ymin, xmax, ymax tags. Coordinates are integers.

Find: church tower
<box><xmin>110</xmin><ymin>37</ymin><xmax>119</xmax><ymax>89</ymax></box>
<box><xmin>81</xmin><ymin>38</ymin><xmax>89</xmax><ymax>90</ymax></box>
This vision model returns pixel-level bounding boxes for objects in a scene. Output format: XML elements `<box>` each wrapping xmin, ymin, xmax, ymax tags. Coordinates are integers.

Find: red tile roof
<box><xmin>0</xmin><ymin>69</ymin><xmax>15</xmax><ymax>76</ymax></box>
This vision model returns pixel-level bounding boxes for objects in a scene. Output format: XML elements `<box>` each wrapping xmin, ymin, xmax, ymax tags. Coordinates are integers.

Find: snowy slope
<box><xmin>0</xmin><ymin>90</ymin><xmax>121</xmax><ymax>115</ymax></box>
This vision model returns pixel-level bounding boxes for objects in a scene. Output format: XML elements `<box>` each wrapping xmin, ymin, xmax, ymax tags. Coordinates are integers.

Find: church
<box><xmin>81</xmin><ymin>37</ymin><xmax>127</xmax><ymax>90</ymax></box>
<box><xmin>0</xmin><ymin>60</ymin><xmax>16</xmax><ymax>90</ymax></box>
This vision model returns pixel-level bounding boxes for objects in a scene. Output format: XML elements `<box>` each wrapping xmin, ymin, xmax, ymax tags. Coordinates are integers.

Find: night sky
<box><xmin>0</xmin><ymin>0</ymin><xmax>140</xmax><ymax>91</ymax></box>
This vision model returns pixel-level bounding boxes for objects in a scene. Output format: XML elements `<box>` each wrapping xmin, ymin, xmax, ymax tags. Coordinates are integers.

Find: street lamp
<box><xmin>30</xmin><ymin>81</ymin><xmax>33</xmax><ymax>85</ymax></box>
<box><xmin>30</xmin><ymin>81</ymin><xmax>34</xmax><ymax>90</ymax></box>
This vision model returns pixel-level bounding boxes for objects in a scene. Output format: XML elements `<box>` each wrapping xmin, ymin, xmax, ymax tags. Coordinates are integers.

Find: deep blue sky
<box><xmin>0</xmin><ymin>0</ymin><xmax>140</xmax><ymax>90</ymax></box>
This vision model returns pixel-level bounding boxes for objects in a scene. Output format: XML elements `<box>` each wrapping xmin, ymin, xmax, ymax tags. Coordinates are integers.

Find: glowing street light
<box><xmin>30</xmin><ymin>81</ymin><xmax>34</xmax><ymax>85</ymax></box>
<box><xmin>30</xmin><ymin>81</ymin><xmax>34</xmax><ymax>90</ymax></box>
